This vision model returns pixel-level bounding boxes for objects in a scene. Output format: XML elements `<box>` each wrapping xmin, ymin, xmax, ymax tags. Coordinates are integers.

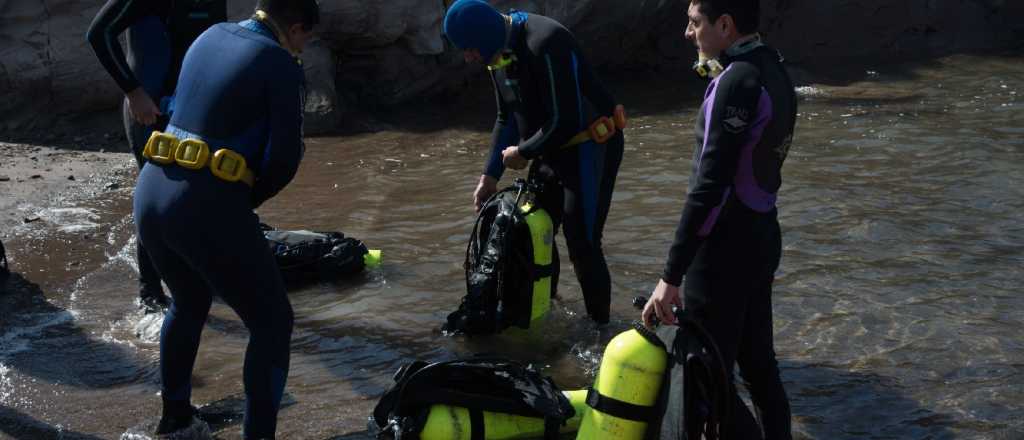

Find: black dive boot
<box><xmin>139</xmin><ymin>285</ymin><xmax>171</xmax><ymax>314</ymax></box>
<box><xmin>156</xmin><ymin>400</ymin><xmax>195</xmax><ymax>434</ymax></box>
<box><xmin>154</xmin><ymin>401</ymin><xmax>211</xmax><ymax>439</ymax></box>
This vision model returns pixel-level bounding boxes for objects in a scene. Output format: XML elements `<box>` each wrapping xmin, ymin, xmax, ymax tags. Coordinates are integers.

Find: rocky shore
<box><xmin>1</xmin><ymin>0</ymin><xmax>1021</xmax><ymax>134</ymax></box>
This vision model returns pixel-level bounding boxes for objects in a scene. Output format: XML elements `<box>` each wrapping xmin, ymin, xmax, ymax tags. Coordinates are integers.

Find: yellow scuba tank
<box><xmin>576</xmin><ymin>324</ymin><xmax>668</xmax><ymax>439</ymax></box>
<box><xmin>420</xmin><ymin>389</ymin><xmax>588</xmax><ymax>440</ymax></box>
<box><xmin>520</xmin><ymin>202</ymin><xmax>553</xmax><ymax>323</ymax></box>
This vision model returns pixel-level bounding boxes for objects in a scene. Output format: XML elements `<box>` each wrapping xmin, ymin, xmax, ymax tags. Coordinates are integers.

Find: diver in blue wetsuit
<box><xmin>131</xmin><ymin>0</ymin><xmax>318</xmax><ymax>437</ymax></box>
<box><xmin>87</xmin><ymin>0</ymin><xmax>227</xmax><ymax>313</ymax></box>
<box><xmin>641</xmin><ymin>1</ymin><xmax>795</xmax><ymax>439</ymax></box>
<box><xmin>444</xmin><ymin>0</ymin><xmax>626</xmax><ymax>325</ymax></box>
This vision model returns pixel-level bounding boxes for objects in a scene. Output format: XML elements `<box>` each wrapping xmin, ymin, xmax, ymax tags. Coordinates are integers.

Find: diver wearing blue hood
<box><xmin>445</xmin><ymin>0</ymin><xmax>626</xmax><ymax>325</ymax></box>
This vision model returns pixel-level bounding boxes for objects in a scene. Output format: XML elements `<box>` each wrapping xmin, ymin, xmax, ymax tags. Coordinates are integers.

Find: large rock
<box><xmin>759</xmin><ymin>0</ymin><xmax>1023</xmax><ymax>65</ymax></box>
<box><xmin>1</xmin><ymin>0</ymin><xmax>1021</xmax><ymax>133</ymax></box>
<box><xmin>0</xmin><ymin>0</ymin><xmax>117</xmax><ymax>131</ymax></box>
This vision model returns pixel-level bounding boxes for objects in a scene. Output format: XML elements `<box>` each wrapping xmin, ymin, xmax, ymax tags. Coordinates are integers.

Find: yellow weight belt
<box><xmin>142</xmin><ymin>131</ymin><xmax>255</xmax><ymax>187</ymax></box>
<box><xmin>562</xmin><ymin>104</ymin><xmax>628</xmax><ymax>149</ymax></box>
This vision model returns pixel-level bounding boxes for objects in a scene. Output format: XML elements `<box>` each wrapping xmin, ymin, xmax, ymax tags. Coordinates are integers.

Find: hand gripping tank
<box><xmin>577</xmin><ymin>323</ymin><xmax>668</xmax><ymax>439</ymax></box>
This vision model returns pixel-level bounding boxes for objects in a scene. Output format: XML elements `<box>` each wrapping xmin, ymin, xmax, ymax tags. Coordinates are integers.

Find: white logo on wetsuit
<box><xmin>723</xmin><ymin>106</ymin><xmax>749</xmax><ymax>133</ymax></box>
<box><xmin>775</xmin><ymin>134</ymin><xmax>793</xmax><ymax>160</ymax></box>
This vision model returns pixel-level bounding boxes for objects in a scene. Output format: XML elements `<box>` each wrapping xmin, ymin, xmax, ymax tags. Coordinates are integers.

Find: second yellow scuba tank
<box><xmin>419</xmin><ymin>389</ymin><xmax>587</xmax><ymax>440</ymax></box>
<box><xmin>371</xmin><ymin>357</ymin><xmax>578</xmax><ymax>439</ymax></box>
<box><xmin>520</xmin><ymin>201</ymin><xmax>553</xmax><ymax>323</ymax></box>
<box><xmin>577</xmin><ymin>323</ymin><xmax>668</xmax><ymax>439</ymax></box>
<box><xmin>446</xmin><ymin>179</ymin><xmax>558</xmax><ymax>335</ymax></box>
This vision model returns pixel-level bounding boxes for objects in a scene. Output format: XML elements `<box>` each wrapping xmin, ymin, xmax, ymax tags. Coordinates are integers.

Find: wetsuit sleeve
<box><xmin>252</xmin><ymin>62</ymin><xmax>306</xmax><ymax>208</ymax></box>
<box><xmin>516</xmin><ymin>38</ymin><xmax>586</xmax><ymax>160</ymax></box>
<box><xmin>485</xmin><ymin>118</ymin><xmax>519</xmax><ymax>180</ymax></box>
<box><xmin>484</xmin><ymin>71</ymin><xmax>517</xmax><ymax>180</ymax></box>
<box><xmin>86</xmin><ymin>0</ymin><xmax>149</xmax><ymax>94</ymax></box>
<box><xmin>662</xmin><ymin>64</ymin><xmax>764</xmax><ymax>286</ymax></box>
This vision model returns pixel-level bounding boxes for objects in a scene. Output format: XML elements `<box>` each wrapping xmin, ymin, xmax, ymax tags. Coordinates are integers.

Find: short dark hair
<box><xmin>256</xmin><ymin>0</ymin><xmax>320</xmax><ymax>30</ymax></box>
<box><xmin>691</xmin><ymin>0</ymin><xmax>759</xmax><ymax>35</ymax></box>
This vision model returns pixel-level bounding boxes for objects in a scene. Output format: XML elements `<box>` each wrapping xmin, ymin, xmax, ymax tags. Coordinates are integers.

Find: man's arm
<box><xmin>662</xmin><ymin>63</ymin><xmax>768</xmax><ymax>285</ymax></box>
<box><xmin>252</xmin><ymin>62</ymin><xmax>306</xmax><ymax>208</ymax></box>
<box><xmin>515</xmin><ymin>38</ymin><xmax>586</xmax><ymax>159</ymax></box>
<box><xmin>86</xmin><ymin>0</ymin><xmax>148</xmax><ymax>94</ymax></box>
<box><xmin>483</xmin><ymin>72</ymin><xmax>518</xmax><ymax>180</ymax></box>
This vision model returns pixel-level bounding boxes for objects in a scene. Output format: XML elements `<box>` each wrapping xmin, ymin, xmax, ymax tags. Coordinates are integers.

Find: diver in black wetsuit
<box><xmin>130</xmin><ymin>0</ymin><xmax>317</xmax><ymax>437</ymax></box>
<box><xmin>444</xmin><ymin>0</ymin><xmax>625</xmax><ymax>325</ymax></box>
<box><xmin>87</xmin><ymin>0</ymin><xmax>227</xmax><ymax>313</ymax></box>
<box><xmin>641</xmin><ymin>1</ymin><xmax>795</xmax><ymax>439</ymax></box>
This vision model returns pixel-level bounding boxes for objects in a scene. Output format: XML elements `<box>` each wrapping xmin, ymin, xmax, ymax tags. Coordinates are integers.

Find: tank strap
<box><xmin>469</xmin><ymin>408</ymin><xmax>484</xmax><ymax>440</ymax></box>
<box><xmin>543</xmin><ymin>416</ymin><xmax>560</xmax><ymax>440</ymax></box>
<box><xmin>532</xmin><ymin>262</ymin><xmax>555</xmax><ymax>280</ymax></box>
<box><xmin>585</xmin><ymin>387</ymin><xmax>657</xmax><ymax>422</ymax></box>
<box><xmin>464</xmin><ymin>400</ymin><xmax>558</xmax><ymax>440</ymax></box>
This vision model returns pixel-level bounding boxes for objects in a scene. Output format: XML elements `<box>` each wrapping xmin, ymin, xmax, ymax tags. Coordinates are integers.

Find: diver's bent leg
<box><xmin>591</xmin><ymin>134</ymin><xmax>623</xmax><ymax>244</ymax></box>
<box><xmin>561</xmin><ymin>185</ymin><xmax>611</xmax><ymax>324</ymax></box>
<box><xmin>125</xmin><ymin>100</ymin><xmax>168</xmax><ymax>306</ymax></box>
<box><xmin>201</xmin><ymin>219</ymin><xmax>293</xmax><ymax>439</ymax></box>
<box><xmin>136</xmin><ymin>211</ymin><xmax>213</xmax><ymax>428</ymax></box>
<box><xmin>156</xmin><ymin>255</ymin><xmax>213</xmax><ymax>421</ymax></box>
<box><xmin>136</xmin><ymin>237</ymin><xmax>167</xmax><ymax>307</ymax></box>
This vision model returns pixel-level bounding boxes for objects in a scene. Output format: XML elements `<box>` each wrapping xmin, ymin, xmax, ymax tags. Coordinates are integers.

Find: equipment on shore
<box><xmin>577</xmin><ymin>322</ymin><xmax>668</xmax><ymax>439</ymax></box>
<box><xmin>262</xmin><ymin>224</ymin><xmax>381</xmax><ymax>286</ymax></box>
<box><xmin>575</xmin><ymin>297</ymin><xmax>732</xmax><ymax>440</ymax></box>
<box><xmin>370</xmin><ymin>356</ymin><xmax>579</xmax><ymax>440</ymax></box>
<box><xmin>444</xmin><ymin>179</ymin><xmax>556</xmax><ymax>335</ymax></box>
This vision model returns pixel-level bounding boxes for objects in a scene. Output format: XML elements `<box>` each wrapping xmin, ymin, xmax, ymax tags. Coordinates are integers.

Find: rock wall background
<box><xmin>1</xmin><ymin>0</ymin><xmax>1021</xmax><ymax>133</ymax></box>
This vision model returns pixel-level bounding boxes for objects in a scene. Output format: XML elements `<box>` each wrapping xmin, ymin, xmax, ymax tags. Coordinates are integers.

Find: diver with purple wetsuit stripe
<box><xmin>666</xmin><ymin>40</ymin><xmax>795</xmax><ymax>440</ymax></box>
<box><xmin>661</xmin><ymin>39</ymin><xmax>796</xmax><ymax>283</ymax></box>
<box><xmin>642</xmin><ymin>0</ymin><xmax>797</xmax><ymax>438</ymax></box>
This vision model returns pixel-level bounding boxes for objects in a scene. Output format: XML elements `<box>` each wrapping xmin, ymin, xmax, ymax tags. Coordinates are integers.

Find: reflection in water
<box><xmin>0</xmin><ymin>52</ymin><xmax>1022</xmax><ymax>438</ymax></box>
<box><xmin>0</xmin><ymin>404</ymin><xmax>107</xmax><ymax>440</ymax></box>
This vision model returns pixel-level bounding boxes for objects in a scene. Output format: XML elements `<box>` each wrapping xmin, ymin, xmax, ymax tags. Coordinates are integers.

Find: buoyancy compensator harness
<box><xmin>261</xmin><ymin>223</ymin><xmax>380</xmax><ymax>285</ymax></box>
<box><xmin>650</xmin><ymin>312</ymin><xmax>732</xmax><ymax>440</ymax></box>
<box><xmin>444</xmin><ymin>178</ymin><xmax>556</xmax><ymax>335</ymax></box>
<box><xmin>370</xmin><ymin>356</ymin><xmax>577</xmax><ymax>440</ymax></box>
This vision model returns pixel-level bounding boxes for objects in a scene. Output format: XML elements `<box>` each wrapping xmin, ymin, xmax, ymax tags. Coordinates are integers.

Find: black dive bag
<box><xmin>370</xmin><ymin>356</ymin><xmax>575</xmax><ymax>440</ymax></box>
<box><xmin>262</xmin><ymin>224</ymin><xmax>369</xmax><ymax>285</ymax></box>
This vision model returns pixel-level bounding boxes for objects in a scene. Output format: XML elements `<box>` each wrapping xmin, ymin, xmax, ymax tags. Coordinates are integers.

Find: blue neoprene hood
<box><xmin>444</xmin><ymin>0</ymin><xmax>506</xmax><ymax>62</ymax></box>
